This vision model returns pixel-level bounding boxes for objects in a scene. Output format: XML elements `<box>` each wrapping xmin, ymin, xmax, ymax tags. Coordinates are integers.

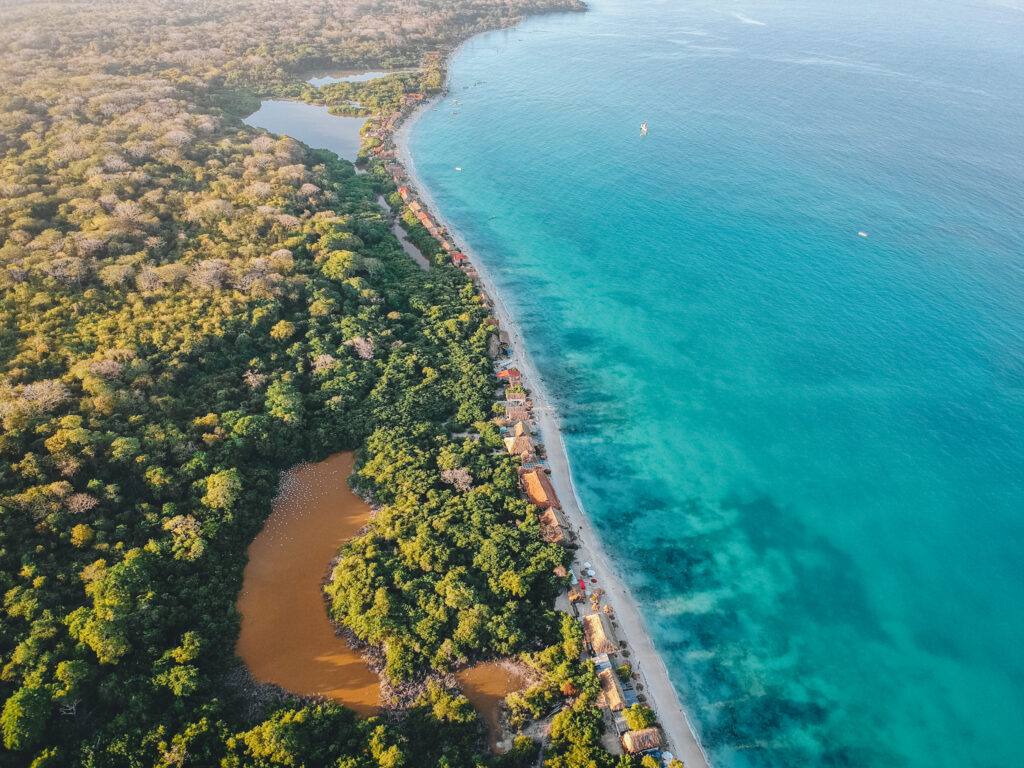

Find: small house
<box><xmin>520</xmin><ymin>469</ymin><xmax>560</xmax><ymax>509</ymax></box>
<box><xmin>622</xmin><ymin>728</ymin><xmax>661</xmax><ymax>754</ymax></box>
<box><xmin>598</xmin><ymin>668</ymin><xmax>627</xmax><ymax>712</ymax></box>
<box><xmin>505</xmin><ymin>389</ymin><xmax>527</xmax><ymax>406</ymax></box>
<box><xmin>539</xmin><ymin>508</ymin><xmax>568</xmax><ymax>544</ymax></box>
<box><xmin>503</xmin><ymin>435</ymin><xmax>534</xmax><ymax>456</ymax></box>
<box><xmin>582</xmin><ymin>613</ymin><xmax>618</xmax><ymax>655</ymax></box>
<box><xmin>504</xmin><ymin>405</ymin><xmax>531</xmax><ymax>422</ymax></box>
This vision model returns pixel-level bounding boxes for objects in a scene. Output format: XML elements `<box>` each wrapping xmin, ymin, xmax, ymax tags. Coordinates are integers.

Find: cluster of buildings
<box><xmin>582</xmin><ymin>615</ymin><xmax>663</xmax><ymax>757</ymax></box>
<box><xmin>492</xmin><ymin>365</ymin><xmax>572</xmax><ymax>546</ymax></box>
<box><xmin>490</xmin><ymin>328</ymin><xmax>664</xmax><ymax>760</ymax></box>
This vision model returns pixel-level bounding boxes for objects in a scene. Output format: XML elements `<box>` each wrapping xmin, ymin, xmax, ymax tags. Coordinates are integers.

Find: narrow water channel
<box><xmin>235</xmin><ymin>452</ymin><xmax>380</xmax><ymax>714</ymax></box>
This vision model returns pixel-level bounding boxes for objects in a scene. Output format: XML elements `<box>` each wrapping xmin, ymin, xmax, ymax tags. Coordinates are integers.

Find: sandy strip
<box><xmin>393</xmin><ymin>103</ymin><xmax>712</xmax><ymax>768</ymax></box>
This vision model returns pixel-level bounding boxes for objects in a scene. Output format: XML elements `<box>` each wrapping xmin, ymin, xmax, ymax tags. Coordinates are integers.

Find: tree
<box><xmin>623</xmin><ymin>704</ymin><xmax>657</xmax><ymax>731</ymax></box>
<box><xmin>1</xmin><ymin>687</ymin><xmax>50</xmax><ymax>751</ymax></box>
<box><xmin>202</xmin><ymin>470</ymin><xmax>242</xmax><ymax>510</ymax></box>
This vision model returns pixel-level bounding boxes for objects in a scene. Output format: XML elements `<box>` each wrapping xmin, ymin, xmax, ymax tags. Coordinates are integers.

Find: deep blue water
<box><xmin>406</xmin><ymin>1</ymin><xmax>1024</xmax><ymax>766</ymax></box>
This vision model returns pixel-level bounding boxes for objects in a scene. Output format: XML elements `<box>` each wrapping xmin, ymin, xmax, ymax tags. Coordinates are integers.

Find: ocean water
<box><xmin>407</xmin><ymin>1</ymin><xmax>1024</xmax><ymax>766</ymax></box>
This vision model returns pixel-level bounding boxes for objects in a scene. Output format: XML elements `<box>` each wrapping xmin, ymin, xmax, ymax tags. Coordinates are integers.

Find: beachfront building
<box><xmin>503</xmin><ymin>434</ymin><xmax>534</xmax><ymax>457</ymax></box>
<box><xmin>452</xmin><ymin>252</ymin><xmax>468</xmax><ymax>266</ymax></box>
<box><xmin>398</xmin><ymin>186</ymin><xmax>411</xmax><ymax>201</ymax></box>
<box><xmin>539</xmin><ymin>509</ymin><xmax>566</xmax><ymax>544</ymax></box>
<box><xmin>503</xmin><ymin>405</ymin><xmax>531</xmax><ymax>423</ymax></box>
<box><xmin>539</xmin><ymin>508</ymin><xmax>570</xmax><ymax>545</ymax></box>
<box><xmin>520</xmin><ymin>468</ymin><xmax>560</xmax><ymax>509</ymax></box>
<box><xmin>582</xmin><ymin>613</ymin><xmax>619</xmax><ymax>655</ymax></box>
<box><xmin>505</xmin><ymin>389</ymin><xmax>527</xmax><ymax>406</ymax></box>
<box><xmin>497</xmin><ymin>367</ymin><xmax>522</xmax><ymax>387</ymax></box>
<box><xmin>512</xmin><ymin>420</ymin><xmax>532</xmax><ymax>437</ymax></box>
<box><xmin>598</xmin><ymin>668</ymin><xmax>627</xmax><ymax>712</ymax></box>
<box><xmin>621</xmin><ymin>728</ymin><xmax>661</xmax><ymax>754</ymax></box>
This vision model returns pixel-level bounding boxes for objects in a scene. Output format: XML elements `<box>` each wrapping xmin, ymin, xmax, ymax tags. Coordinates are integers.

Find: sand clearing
<box><xmin>235</xmin><ymin>452</ymin><xmax>380</xmax><ymax>715</ymax></box>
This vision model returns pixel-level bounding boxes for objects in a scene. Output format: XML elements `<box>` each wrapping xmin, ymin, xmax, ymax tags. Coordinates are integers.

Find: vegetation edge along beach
<box><xmin>0</xmin><ymin>0</ymin><xmax>710</xmax><ymax>766</ymax></box>
<box><xmin>381</xmin><ymin>64</ymin><xmax>713</xmax><ymax>768</ymax></box>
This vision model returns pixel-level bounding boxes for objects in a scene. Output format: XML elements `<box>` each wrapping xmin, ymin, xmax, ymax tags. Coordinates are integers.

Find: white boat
<box><xmin>640</xmin><ymin>121</ymin><xmax>648</xmax><ymax>137</ymax></box>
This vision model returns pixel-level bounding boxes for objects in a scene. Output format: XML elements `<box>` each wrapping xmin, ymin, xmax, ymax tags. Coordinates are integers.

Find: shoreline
<box><xmin>391</xmin><ymin>91</ymin><xmax>712</xmax><ymax>768</ymax></box>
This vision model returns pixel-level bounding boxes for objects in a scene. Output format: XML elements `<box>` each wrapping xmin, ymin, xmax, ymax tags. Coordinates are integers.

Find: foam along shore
<box><xmin>390</xmin><ymin>100</ymin><xmax>712</xmax><ymax>768</ymax></box>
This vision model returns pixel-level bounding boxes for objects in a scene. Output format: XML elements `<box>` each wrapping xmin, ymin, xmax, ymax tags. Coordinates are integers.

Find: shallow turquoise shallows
<box><xmin>407</xmin><ymin>1</ymin><xmax>1024</xmax><ymax>766</ymax></box>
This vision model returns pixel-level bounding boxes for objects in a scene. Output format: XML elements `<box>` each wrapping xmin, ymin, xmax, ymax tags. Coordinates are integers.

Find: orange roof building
<box><xmin>521</xmin><ymin>468</ymin><xmax>560</xmax><ymax>509</ymax></box>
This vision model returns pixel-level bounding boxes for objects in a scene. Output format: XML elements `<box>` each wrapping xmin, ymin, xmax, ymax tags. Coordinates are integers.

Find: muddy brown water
<box><xmin>456</xmin><ymin>662</ymin><xmax>530</xmax><ymax>752</ymax></box>
<box><xmin>236</xmin><ymin>452</ymin><xmax>530</xmax><ymax>734</ymax></box>
<box><xmin>235</xmin><ymin>452</ymin><xmax>381</xmax><ymax>715</ymax></box>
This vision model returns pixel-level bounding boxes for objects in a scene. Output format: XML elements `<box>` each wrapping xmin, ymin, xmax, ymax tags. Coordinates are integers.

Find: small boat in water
<box><xmin>640</xmin><ymin>121</ymin><xmax>648</xmax><ymax>137</ymax></box>
<box><xmin>858</xmin><ymin>231</ymin><xmax>868</xmax><ymax>237</ymax></box>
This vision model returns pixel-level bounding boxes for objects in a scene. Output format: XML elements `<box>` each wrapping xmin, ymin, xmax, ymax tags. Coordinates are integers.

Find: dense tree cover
<box><xmin>0</xmin><ymin>0</ymin><xmax>608</xmax><ymax>764</ymax></box>
<box><xmin>329</xmin><ymin>431</ymin><xmax>569</xmax><ymax>680</ymax></box>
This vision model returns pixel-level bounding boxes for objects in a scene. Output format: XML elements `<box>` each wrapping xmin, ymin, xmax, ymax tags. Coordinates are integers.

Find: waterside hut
<box><xmin>505</xmin><ymin>389</ymin><xmax>527</xmax><ymax>406</ymax></box>
<box><xmin>539</xmin><ymin>509</ymin><xmax>566</xmax><ymax>544</ymax></box>
<box><xmin>582</xmin><ymin>613</ymin><xmax>618</xmax><ymax>655</ymax></box>
<box><xmin>520</xmin><ymin>469</ymin><xmax>560</xmax><ymax>509</ymax></box>
<box><xmin>598</xmin><ymin>668</ymin><xmax>627</xmax><ymax>712</ymax></box>
<box><xmin>503</xmin><ymin>435</ymin><xmax>534</xmax><ymax>456</ymax></box>
<box><xmin>503</xmin><ymin>405</ymin><xmax>531</xmax><ymax>423</ymax></box>
<box><xmin>622</xmin><ymin>728</ymin><xmax>661</xmax><ymax>754</ymax></box>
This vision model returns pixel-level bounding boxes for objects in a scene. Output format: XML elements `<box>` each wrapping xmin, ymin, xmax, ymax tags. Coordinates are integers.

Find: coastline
<box><xmin>392</xmin><ymin>97</ymin><xmax>712</xmax><ymax>768</ymax></box>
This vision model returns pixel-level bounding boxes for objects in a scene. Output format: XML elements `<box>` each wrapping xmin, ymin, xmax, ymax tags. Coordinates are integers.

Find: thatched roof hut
<box><xmin>598</xmin><ymin>668</ymin><xmax>626</xmax><ymax>711</ymax></box>
<box><xmin>503</xmin><ymin>435</ymin><xmax>533</xmax><ymax>456</ymax></box>
<box><xmin>539</xmin><ymin>508</ymin><xmax>566</xmax><ymax>544</ymax></box>
<box><xmin>520</xmin><ymin>469</ymin><xmax>561</xmax><ymax>509</ymax></box>
<box><xmin>553</xmin><ymin>565</ymin><xmax>568</xmax><ymax>578</ymax></box>
<box><xmin>622</xmin><ymin>728</ymin><xmax>661</xmax><ymax>754</ymax></box>
<box><xmin>503</xmin><ymin>405</ymin><xmax>531</xmax><ymax>422</ymax></box>
<box><xmin>582</xmin><ymin>613</ymin><xmax>618</xmax><ymax>655</ymax></box>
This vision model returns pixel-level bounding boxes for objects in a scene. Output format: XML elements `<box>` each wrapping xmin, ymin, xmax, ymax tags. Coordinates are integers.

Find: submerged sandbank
<box><xmin>235</xmin><ymin>452</ymin><xmax>380</xmax><ymax>715</ymax></box>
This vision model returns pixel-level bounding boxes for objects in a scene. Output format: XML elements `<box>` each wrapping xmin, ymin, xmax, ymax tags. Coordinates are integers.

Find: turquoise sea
<box><xmin>405</xmin><ymin>1</ymin><xmax>1024</xmax><ymax>766</ymax></box>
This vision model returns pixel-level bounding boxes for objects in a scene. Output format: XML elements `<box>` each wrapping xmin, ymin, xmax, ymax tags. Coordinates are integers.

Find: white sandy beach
<box><xmin>393</xmin><ymin>101</ymin><xmax>712</xmax><ymax>768</ymax></box>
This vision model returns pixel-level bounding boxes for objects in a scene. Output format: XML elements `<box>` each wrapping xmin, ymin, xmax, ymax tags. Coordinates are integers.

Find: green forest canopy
<box><xmin>0</xmin><ymin>0</ymin><xmax>653</xmax><ymax>766</ymax></box>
